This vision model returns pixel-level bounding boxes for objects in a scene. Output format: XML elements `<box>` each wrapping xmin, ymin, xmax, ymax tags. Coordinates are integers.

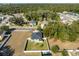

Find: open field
<box><xmin>26</xmin><ymin>40</ymin><xmax>49</xmax><ymax>50</ymax></box>
<box><xmin>48</xmin><ymin>38</ymin><xmax>79</xmax><ymax>50</ymax></box>
<box><xmin>6</xmin><ymin>30</ymin><xmax>32</xmax><ymax>56</ymax></box>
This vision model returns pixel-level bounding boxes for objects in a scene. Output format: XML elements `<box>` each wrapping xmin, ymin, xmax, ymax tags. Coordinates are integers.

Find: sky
<box><xmin>0</xmin><ymin>0</ymin><xmax>79</xmax><ymax>3</ymax></box>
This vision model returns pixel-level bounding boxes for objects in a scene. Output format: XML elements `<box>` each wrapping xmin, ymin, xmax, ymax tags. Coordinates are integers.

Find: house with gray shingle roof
<box><xmin>31</xmin><ymin>30</ymin><xmax>43</xmax><ymax>41</ymax></box>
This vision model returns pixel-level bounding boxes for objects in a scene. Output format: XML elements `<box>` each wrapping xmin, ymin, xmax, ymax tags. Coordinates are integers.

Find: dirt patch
<box><xmin>48</xmin><ymin>38</ymin><xmax>79</xmax><ymax>50</ymax></box>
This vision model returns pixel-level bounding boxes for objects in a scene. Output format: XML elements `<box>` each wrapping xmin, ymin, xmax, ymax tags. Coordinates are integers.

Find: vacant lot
<box><xmin>49</xmin><ymin>38</ymin><xmax>79</xmax><ymax>50</ymax></box>
<box><xmin>6</xmin><ymin>30</ymin><xmax>32</xmax><ymax>56</ymax></box>
<box><xmin>26</xmin><ymin>40</ymin><xmax>49</xmax><ymax>50</ymax></box>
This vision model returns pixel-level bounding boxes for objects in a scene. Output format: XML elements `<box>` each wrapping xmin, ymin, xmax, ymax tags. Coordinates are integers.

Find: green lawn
<box><xmin>26</xmin><ymin>40</ymin><xmax>49</xmax><ymax>50</ymax></box>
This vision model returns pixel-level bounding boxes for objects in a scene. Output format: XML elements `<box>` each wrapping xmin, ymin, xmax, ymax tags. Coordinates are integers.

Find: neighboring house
<box><xmin>0</xmin><ymin>16</ymin><xmax>4</xmax><ymax>21</ymax></box>
<box><xmin>0</xmin><ymin>14</ymin><xmax>14</xmax><ymax>26</ymax></box>
<box><xmin>0</xmin><ymin>15</ymin><xmax>5</xmax><ymax>23</ymax></box>
<box><xmin>13</xmin><ymin>13</ymin><xmax>23</xmax><ymax>18</ymax></box>
<box><xmin>29</xmin><ymin>20</ymin><xmax>36</xmax><ymax>27</ymax></box>
<box><xmin>58</xmin><ymin>12</ymin><xmax>79</xmax><ymax>25</ymax></box>
<box><xmin>41</xmin><ymin>20</ymin><xmax>48</xmax><ymax>29</ymax></box>
<box><xmin>31</xmin><ymin>30</ymin><xmax>43</xmax><ymax>41</ymax></box>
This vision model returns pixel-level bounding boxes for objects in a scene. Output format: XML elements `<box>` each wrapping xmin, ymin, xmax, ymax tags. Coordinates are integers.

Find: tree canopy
<box><xmin>43</xmin><ymin>20</ymin><xmax>79</xmax><ymax>42</ymax></box>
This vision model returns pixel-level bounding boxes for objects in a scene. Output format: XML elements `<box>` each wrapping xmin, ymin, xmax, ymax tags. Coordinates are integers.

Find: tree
<box><xmin>51</xmin><ymin>12</ymin><xmax>60</xmax><ymax>21</ymax></box>
<box><xmin>25</xmin><ymin>11</ymin><xmax>40</xmax><ymax>21</ymax></box>
<box><xmin>43</xmin><ymin>23</ymin><xmax>53</xmax><ymax>37</ymax></box>
<box><xmin>25</xmin><ymin>13</ymin><xmax>32</xmax><ymax>21</ymax></box>
<box><xmin>56</xmin><ymin>23</ymin><xmax>69</xmax><ymax>41</ymax></box>
<box><xmin>70</xmin><ymin>20</ymin><xmax>79</xmax><ymax>35</ymax></box>
<box><xmin>10</xmin><ymin>17</ymin><xmax>25</xmax><ymax>26</ymax></box>
<box><xmin>37</xmin><ymin>26</ymin><xmax>43</xmax><ymax>32</ymax></box>
<box><xmin>51</xmin><ymin>45</ymin><xmax>59</xmax><ymax>53</ymax></box>
<box><xmin>66</xmin><ymin>21</ymin><xmax>79</xmax><ymax>42</ymax></box>
<box><xmin>42</xmin><ymin>12</ymin><xmax>48</xmax><ymax>20</ymax></box>
<box><xmin>0</xmin><ymin>25</ymin><xmax>9</xmax><ymax>31</ymax></box>
<box><xmin>43</xmin><ymin>20</ymin><xmax>79</xmax><ymax>42</ymax></box>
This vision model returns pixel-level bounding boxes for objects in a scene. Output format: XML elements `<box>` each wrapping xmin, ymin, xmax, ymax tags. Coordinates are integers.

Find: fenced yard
<box><xmin>25</xmin><ymin>39</ymin><xmax>49</xmax><ymax>51</ymax></box>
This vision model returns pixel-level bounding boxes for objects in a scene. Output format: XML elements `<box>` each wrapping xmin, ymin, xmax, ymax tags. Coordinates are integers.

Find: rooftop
<box><xmin>31</xmin><ymin>30</ymin><xmax>43</xmax><ymax>40</ymax></box>
<box><xmin>58</xmin><ymin>12</ymin><xmax>79</xmax><ymax>25</ymax></box>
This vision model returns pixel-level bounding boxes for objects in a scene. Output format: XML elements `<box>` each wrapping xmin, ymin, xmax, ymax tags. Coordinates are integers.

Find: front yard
<box><xmin>25</xmin><ymin>39</ymin><xmax>49</xmax><ymax>51</ymax></box>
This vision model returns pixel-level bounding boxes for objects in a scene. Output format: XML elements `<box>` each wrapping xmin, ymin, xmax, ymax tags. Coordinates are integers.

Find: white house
<box><xmin>0</xmin><ymin>15</ymin><xmax>5</xmax><ymax>22</ymax></box>
<box><xmin>41</xmin><ymin>20</ymin><xmax>48</xmax><ymax>29</ymax></box>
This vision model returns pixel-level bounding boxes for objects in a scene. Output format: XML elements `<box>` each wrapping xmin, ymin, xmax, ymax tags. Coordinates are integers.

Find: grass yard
<box><xmin>26</xmin><ymin>40</ymin><xmax>49</xmax><ymax>50</ymax></box>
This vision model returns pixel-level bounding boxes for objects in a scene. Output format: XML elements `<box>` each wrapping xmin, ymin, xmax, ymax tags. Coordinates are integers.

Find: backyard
<box><xmin>25</xmin><ymin>39</ymin><xmax>49</xmax><ymax>51</ymax></box>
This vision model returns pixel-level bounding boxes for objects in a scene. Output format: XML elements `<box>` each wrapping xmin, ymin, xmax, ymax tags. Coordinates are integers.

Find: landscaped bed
<box><xmin>25</xmin><ymin>40</ymin><xmax>49</xmax><ymax>51</ymax></box>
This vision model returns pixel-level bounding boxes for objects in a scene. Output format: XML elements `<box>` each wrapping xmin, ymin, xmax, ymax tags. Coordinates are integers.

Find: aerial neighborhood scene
<box><xmin>0</xmin><ymin>4</ymin><xmax>79</xmax><ymax>56</ymax></box>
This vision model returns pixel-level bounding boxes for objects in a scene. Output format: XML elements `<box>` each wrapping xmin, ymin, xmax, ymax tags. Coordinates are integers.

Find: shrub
<box><xmin>51</xmin><ymin>45</ymin><xmax>59</xmax><ymax>53</ymax></box>
<box><xmin>62</xmin><ymin>49</ymin><xmax>68</xmax><ymax>56</ymax></box>
<box><xmin>0</xmin><ymin>26</ymin><xmax>9</xmax><ymax>31</ymax></box>
<box><xmin>40</xmin><ymin>43</ymin><xmax>44</xmax><ymax>47</ymax></box>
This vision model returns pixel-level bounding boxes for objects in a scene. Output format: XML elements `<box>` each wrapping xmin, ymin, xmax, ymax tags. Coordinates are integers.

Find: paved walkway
<box><xmin>5</xmin><ymin>31</ymin><xmax>32</xmax><ymax>56</ymax></box>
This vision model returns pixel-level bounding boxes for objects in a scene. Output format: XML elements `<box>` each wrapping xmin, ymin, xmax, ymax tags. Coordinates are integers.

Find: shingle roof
<box><xmin>31</xmin><ymin>31</ymin><xmax>43</xmax><ymax>40</ymax></box>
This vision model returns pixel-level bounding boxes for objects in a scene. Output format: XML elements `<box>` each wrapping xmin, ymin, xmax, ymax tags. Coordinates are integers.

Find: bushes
<box><xmin>51</xmin><ymin>45</ymin><xmax>69</xmax><ymax>56</ymax></box>
<box><xmin>37</xmin><ymin>26</ymin><xmax>43</xmax><ymax>31</ymax></box>
<box><xmin>51</xmin><ymin>45</ymin><xmax>59</xmax><ymax>53</ymax></box>
<box><xmin>62</xmin><ymin>49</ymin><xmax>69</xmax><ymax>56</ymax></box>
<box><xmin>0</xmin><ymin>25</ymin><xmax>9</xmax><ymax>31</ymax></box>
